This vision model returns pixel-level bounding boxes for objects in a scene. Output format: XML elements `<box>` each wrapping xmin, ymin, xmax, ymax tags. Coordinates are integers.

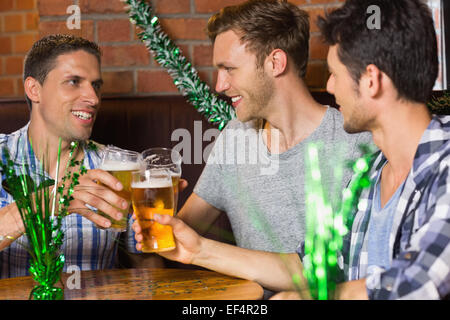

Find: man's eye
<box><xmin>68</xmin><ymin>79</ymin><xmax>79</xmax><ymax>86</ymax></box>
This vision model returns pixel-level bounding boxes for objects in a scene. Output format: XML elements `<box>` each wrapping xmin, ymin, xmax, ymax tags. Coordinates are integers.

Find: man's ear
<box><xmin>24</xmin><ymin>76</ymin><xmax>41</xmax><ymax>105</ymax></box>
<box><xmin>361</xmin><ymin>64</ymin><xmax>382</xmax><ymax>98</ymax></box>
<box><xmin>266</xmin><ymin>49</ymin><xmax>288</xmax><ymax>77</ymax></box>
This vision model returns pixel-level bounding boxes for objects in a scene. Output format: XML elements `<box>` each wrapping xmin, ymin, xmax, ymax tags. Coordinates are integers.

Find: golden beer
<box><xmin>171</xmin><ymin>173</ymin><xmax>180</xmax><ymax>214</ymax></box>
<box><xmin>131</xmin><ymin>177</ymin><xmax>176</xmax><ymax>252</ymax></box>
<box><xmin>98</xmin><ymin>161</ymin><xmax>141</xmax><ymax>231</ymax></box>
<box><xmin>142</xmin><ymin>148</ymin><xmax>182</xmax><ymax>215</ymax></box>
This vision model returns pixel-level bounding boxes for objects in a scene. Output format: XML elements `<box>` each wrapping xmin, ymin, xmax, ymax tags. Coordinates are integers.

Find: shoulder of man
<box><xmin>327</xmin><ymin>107</ymin><xmax>374</xmax><ymax>146</ymax></box>
<box><xmin>0</xmin><ymin>126</ymin><xmax>27</xmax><ymax>157</ymax></box>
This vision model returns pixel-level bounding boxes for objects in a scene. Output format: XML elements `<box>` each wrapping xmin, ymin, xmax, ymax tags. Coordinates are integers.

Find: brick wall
<box><xmin>0</xmin><ymin>0</ymin><xmax>38</xmax><ymax>97</ymax></box>
<box><xmin>1</xmin><ymin>0</ymin><xmax>344</xmax><ymax>98</ymax></box>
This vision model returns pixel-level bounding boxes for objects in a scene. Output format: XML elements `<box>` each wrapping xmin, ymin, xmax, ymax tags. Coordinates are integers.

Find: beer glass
<box><xmin>98</xmin><ymin>146</ymin><xmax>142</xmax><ymax>231</ymax></box>
<box><xmin>131</xmin><ymin>168</ymin><xmax>176</xmax><ymax>253</ymax></box>
<box><xmin>142</xmin><ymin>148</ymin><xmax>182</xmax><ymax>215</ymax></box>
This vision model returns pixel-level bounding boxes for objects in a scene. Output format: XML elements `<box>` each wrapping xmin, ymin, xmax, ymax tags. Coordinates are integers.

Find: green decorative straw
<box><xmin>303</xmin><ymin>143</ymin><xmax>374</xmax><ymax>300</ymax></box>
<box><xmin>124</xmin><ymin>0</ymin><xmax>235</xmax><ymax>130</ymax></box>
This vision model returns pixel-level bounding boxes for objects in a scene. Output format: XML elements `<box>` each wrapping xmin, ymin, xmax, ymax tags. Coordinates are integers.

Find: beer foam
<box><xmin>132</xmin><ymin>179</ymin><xmax>172</xmax><ymax>189</ymax></box>
<box><xmin>100</xmin><ymin>160</ymin><xmax>141</xmax><ymax>171</ymax></box>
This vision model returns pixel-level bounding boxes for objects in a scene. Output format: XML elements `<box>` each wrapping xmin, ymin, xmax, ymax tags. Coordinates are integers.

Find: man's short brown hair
<box><xmin>207</xmin><ymin>0</ymin><xmax>310</xmax><ymax>78</ymax></box>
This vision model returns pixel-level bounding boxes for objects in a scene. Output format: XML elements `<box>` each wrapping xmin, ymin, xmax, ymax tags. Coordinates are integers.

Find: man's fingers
<box><xmin>179</xmin><ymin>179</ymin><xmax>188</xmax><ymax>193</ymax></box>
<box><xmin>85</xmin><ymin>169</ymin><xmax>123</xmax><ymax>191</ymax></box>
<box><xmin>76</xmin><ymin>181</ymin><xmax>128</xmax><ymax>209</ymax></box>
<box><xmin>73</xmin><ymin>208</ymin><xmax>112</xmax><ymax>228</ymax></box>
<box><xmin>72</xmin><ymin>188</ymin><xmax>125</xmax><ymax>221</ymax></box>
<box><xmin>132</xmin><ymin>219</ymin><xmax>142</xmax><ymax>233</ymax></box>
<box><xmin>152</xmin><ymin>213</ymin><xmax>174</xmax><ymax>226</ymax></box>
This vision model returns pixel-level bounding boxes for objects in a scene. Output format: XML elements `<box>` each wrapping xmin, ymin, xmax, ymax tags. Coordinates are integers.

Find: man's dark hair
<box><xmin>23</xmin><ymin>34</ymin><xmax>102</xmax><ymax>109</ymax></box>
<box><xmin>207</xmin><ymin>0</ymin><xmax>310</xmax><ymax>78</ymax></box>
<box><xmin>318</xmin><ymin>0</ymin><xmax>438</xmax><ymax>104</ymax></box>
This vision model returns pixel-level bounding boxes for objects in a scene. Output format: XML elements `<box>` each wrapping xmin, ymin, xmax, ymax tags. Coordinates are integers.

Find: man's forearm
<box><xmin>193</xmin><ymin>237</ymin><xmax>306</xmax><ymax>292</ymax></box>
<box><xmin>335</xmin><ymin>279</ymin><xmax>368</xmax><ymax>300</ymax></box>
<box><xmin>0</xmin><ymin>203</ymin><xmax>25</xmax><ymax>251</ymax></box>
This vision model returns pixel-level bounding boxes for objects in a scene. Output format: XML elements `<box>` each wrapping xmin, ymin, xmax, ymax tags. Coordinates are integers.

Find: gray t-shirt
<box><xmin>194</xmin><ymin>106</ymin><xmax>373</xmax><ymax>253</ymax></box>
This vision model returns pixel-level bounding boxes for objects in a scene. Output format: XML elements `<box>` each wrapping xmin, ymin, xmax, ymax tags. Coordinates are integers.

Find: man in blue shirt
<box><xmin>132</xmin><ymin>0</ymin><xmax>450</xmax><ymax>299</ymax></box>
<box><xmin>0</xmin><ymin>35</ymin><xmax>134</xmax><ymax>278</ymax></box>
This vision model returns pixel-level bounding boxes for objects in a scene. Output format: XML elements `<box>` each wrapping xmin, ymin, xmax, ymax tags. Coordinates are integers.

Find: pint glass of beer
<box><xmin>131</xmin><ymin>168</ymin><xmax>176</xmax><ymax>252</ymax></box>
<box><xmin>98</xmin><ymin>146</ymin><xmax>142</xmax><ymax>231</ymax></box>
<box><xmin>142</xmin><ymin>148</ymin><xmax>182</xmax><ymax>215</ymax></box>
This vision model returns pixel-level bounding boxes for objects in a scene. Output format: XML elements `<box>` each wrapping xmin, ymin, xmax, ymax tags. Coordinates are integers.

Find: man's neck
<box><xmin>372</xmin><ymin>101</ymin><xmax>432</xmax><ymax>184</ymax></box>
<box><xmin>262</xmin><ymin>79</ymin><xmax>327</xmax><ymax>153</ymax></box>
<box><xmin>27</xmin><ymin>121</ymin><xmax>83</xmax><ymax>180</ymax></box>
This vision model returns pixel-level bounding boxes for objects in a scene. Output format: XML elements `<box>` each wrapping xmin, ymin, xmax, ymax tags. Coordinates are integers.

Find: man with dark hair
<box><xmin>133</xmin><ymin>0</ymin><xmax>450</xmax><ymax>299</ymax></box>
<box><xmin>0</xmin><ymin>34</ymin><xmax>139</xmax><ymax>278</ymax></box>
<box><xmin>176</xmin><ymin>0</ymin><xmax>370</xmax><ymax>260</ymax></box>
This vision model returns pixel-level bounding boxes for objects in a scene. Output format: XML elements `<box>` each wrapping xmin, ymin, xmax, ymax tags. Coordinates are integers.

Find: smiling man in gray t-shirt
<box><xmin>176</xmin><ymin>1</ymin><xmax>373</xmax><ymax>257</ymax></box>
<box><xmin>194</xmin><ymin>107</ymin><xmax>372</xmax><ymax>253</ymax></box>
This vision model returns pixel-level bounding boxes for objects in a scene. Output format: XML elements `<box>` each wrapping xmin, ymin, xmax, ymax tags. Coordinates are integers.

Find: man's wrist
<box><xmin>191</xmin><ymin>236</ymin><xmax>210</xmax><ymax>267</ymax></box>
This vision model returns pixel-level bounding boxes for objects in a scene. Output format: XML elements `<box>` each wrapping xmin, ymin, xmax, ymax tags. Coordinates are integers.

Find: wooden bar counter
<box><xmin>0</xmin><ymin>268</ymin><xmax>264</xmax><ymax>300</ymax></box>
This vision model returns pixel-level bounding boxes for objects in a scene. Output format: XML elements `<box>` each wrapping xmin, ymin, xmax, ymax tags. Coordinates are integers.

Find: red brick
<box><xmin>39</xmin><ymin>20</ymin><xmax>94</xmax><ymax>41</ymax></box>
<box><xmin>194</xmin><ymin>0</ymin><xmax>244</xmax><ymax>13</ymax></box>
<box><xmin>38</xmin><ymin>0</ymin><xmax>73</xmax><ymax>16</ymax></box>
<box><xmin>159</xmin><ymin>18</ymin><xmax>208</xmax><ymax>40</ymax></box>
<box><xmin>304</xmin><ymin>7</ymin><xmax>328</xmax><ymax>33</ymax></box>
<box><xmin>193</xmin><ymin>44</ymin><xmax>213</xmax><ymax>67</ymax></box>
<box><xmin>4</xmin><ymin>14</ymin><xmax>24</xmax><ymax>33</ymax></box>
<box><xmin>309</xmin><ymin>35</ymin><xmax>328</xmax><ymax>60</ymax></box>
<box><xmin>197</xmin><ymin>69</ymin><xmax>213</xmax><ymax>88</ymax></box>
<box><xmin>0</xmin><ymin>78</ymin><xmax>15</xmax><ymax>97</ymax></box>
<box><xmin>13</xmin><ymin>33</ymin><xmax>38</xmax><ymax>53</ymax></box>
<box><xmin>97</xmin><ymin>19</ymin><xmax>131</xmax><ymax>43</ymax></box>
<box><xmin>0</xmin><ymin>36</ymin><xmax>13</xmax><ymax>54</ymax></box>
<box><xmin>0</xmin><ymin>0</ymin><xmax>13</xmax><ymax>12</ymax></box>
<box><xmin>16</xmin><ymin>77</ymin><xmax>24</xmax><ymax>96</ymax></box>
<box><xmin>137</xmin><ymin>70</ymin><xmax>178</xmax><ymax>93</ymax></box>
<box><xmin>212</xmin><ymin>69</ymin><xmax>218</xmax><ymax>88</ymax></box>
<box><xmin>25</xmin><ymin>12</ymin><xmax>39</xmax><ymax>30</ymax></box>
<box><xmin>305</xmin><ymin>62</ymin><xmax>327</xmax><ymax>89</ymax></box>
<box><xmin>15</xmin><ymin>0</ymin><xmax>36</xmax><ymax>10</ymax></box>
<box><xmin>101</xmin><ymin>71</ymin><xmax>134</xmax><ymax>94</ymax></box>
<box><xmin>101</xmin><ymin>44</ymin><xmax>150</xmax><ymax>67</ymax></box>
<box><xmin>5</xmin><ymin>56</ymin><xmax>24</xmax><ymax>75</ymax></box>
<box><xmin>79</xmin><ymin>0</ymin><xmax>126</xmax><ymax>14</ymax></box>
<box><xmin>156</xmin><ymin>0</ymin><xmax>190</xmax><ymax>14</ymax></box>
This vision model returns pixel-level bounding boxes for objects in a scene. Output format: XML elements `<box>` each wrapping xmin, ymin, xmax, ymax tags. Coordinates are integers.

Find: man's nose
<box><xmin>215</xmin><ymin>70</ymin><xmax>231</xmax><ymax>93</ymax></box>
<box><xmin>82</xmin><ymin>83</ymin><xmax>99</xmax><ymax>106</ymax></box>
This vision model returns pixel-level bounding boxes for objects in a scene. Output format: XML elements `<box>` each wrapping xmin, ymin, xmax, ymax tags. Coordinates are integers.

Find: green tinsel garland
<box><xmin>125</xmin><ymin>0</ymin><xmax>235</xmax><ymax>130</ymax></box>
<box><xmin>0</xmin><ymin>140</ymin><xmax>87</xmax><ymax>300</ymax></box>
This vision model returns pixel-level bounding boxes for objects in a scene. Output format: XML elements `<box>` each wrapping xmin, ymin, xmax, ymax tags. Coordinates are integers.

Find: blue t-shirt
<box><xmin>366</xmin><ymin>163</ymin><xmax>405</xmax><ymax>275</ymax></box>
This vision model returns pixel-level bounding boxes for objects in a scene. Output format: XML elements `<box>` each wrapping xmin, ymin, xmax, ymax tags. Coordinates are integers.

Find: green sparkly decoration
<box><xmin>0</xmin><ymin>139</ymin><xmax>86</xmax><ymax>300</ymax></box>
<box><xmin>427</xmin><ymin>90</ymin><xmax>450</xmax><ymax>115</ymax></box>
<box><xmin>124</xmin><ymin>0</ymin><xmax>235</xmax><ymax>130</ymax></box>
<box><xmin>303</xmin><ymin>143</ymin><xmax>374</xmax><ymax>300</ymax></box>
